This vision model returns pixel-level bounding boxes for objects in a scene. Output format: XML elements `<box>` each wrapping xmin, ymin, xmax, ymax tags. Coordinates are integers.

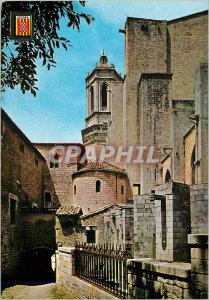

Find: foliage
<box><xmin>1</xmin><ymin>1</ymin><xmax>93</xmax><ymax>96</ymax></box>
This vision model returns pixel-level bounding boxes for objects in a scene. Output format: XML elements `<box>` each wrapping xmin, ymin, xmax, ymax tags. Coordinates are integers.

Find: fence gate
<box><xmin>74</xmin><ymin>243</ymin><xmax>133</xmax><ymax>299</ymax></box>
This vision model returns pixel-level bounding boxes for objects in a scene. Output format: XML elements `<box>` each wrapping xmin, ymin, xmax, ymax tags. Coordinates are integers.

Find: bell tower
<box><xmin>82</xmin><ymin>52</ymin><xmax>122</xmax><ymax>146</ymax></box>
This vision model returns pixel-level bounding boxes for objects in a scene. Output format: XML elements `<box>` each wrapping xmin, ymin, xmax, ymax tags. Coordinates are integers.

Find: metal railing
<box><xmin>74</xmin><ymin>242</ymin><xmax>133</xmax><ymax>299</ymax></box>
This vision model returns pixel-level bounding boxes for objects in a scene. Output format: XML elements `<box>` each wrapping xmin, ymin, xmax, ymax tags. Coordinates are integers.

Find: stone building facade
<box><xmin>1</xmin><ymin>110</ymin><xmax>45</xmax><ymax>278</ymax></box>
<box><xmin>2</xmin><ymin>9</ymin><xmax>208</xmax><ymax>298</ymax></box>
<box><xmin>34</xmin><ymin>143</ymin><xmax>86</xmax><ymax>207</ymax></box>
<box><xmin>82</xmin><ymin>10</ymin><xmax>208</xmax><ymax>196</ymax></box>
<box><xmin>56</xmin><ymin>204</ymin><xmax>134</xmax><ymax>250</ymax></box>
<box><xmin>72</xmin><ymin>161</ymin><xmax>130</xmax><ymax>213</ymax></box>
<box><xmin>82</xmin><ymin>53</ymin><xmax>123</xmax><ymax>146</ymax></box>
<box><xmin>1</xmin><ymin>110</ymin><xmax>56</xmax><ymax>280</ymax></box>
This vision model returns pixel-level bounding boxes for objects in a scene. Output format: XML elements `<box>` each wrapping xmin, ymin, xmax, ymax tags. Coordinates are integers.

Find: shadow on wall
<box><xmin>20</xmin><ymin>247</ymin><xmax>55</xmax><ymax>284</ymax></box>
<box><xmin>43</xmin><ymin>163</ymin><xmax>60</xmax><ymax>208</ymax></box>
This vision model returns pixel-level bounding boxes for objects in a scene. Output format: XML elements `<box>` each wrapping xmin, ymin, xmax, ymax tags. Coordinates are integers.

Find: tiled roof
<box><xmin>81</xmin><ymin>204</ymin><xmax>117</xmax><ymax>219</ymax></box>
<box><xmin>73</xmin><ymin>161</ymin><xmax>126</xmax><ymax>175</ymax></box>
<box><xmin>56</xmin><ymin>206</ymin><xmax>82</xmax><ymax>216</ymax></box>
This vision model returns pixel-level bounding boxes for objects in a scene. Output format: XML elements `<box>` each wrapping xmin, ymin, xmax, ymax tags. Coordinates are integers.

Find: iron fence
<box><xmin>74</xmin><ymin>242</ymin><xmax>133</xmax><ymax>299</ymax></box>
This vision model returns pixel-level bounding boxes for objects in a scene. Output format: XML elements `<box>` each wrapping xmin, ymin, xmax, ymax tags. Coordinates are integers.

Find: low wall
<box><xmin>56</xmin><ymin>247</ymin><xmax>118</xmax><ymax>299</ymax></box>
<box><xmin>56</xmin><ymin>242</ymin><xmax>208</xmax><ymax>299</ymax></box>
<box><xmin>188</xmin><ymin>234</ymin><xmax>208</xmax><ymax>299</ymax></box>
<box><xmin>134</xmin><ymin>194</ymin><xmax>156</xmax><ymax>258</ymax></box>
<box><xmin>127</xmin><ymin>258</ymin><xmax>191</xmax><ymax>299</ymax></box>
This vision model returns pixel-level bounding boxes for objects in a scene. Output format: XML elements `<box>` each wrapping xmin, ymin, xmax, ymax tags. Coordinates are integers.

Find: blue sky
<box><xmin>2</xmin><ymin>0</ymin><xmax>208</xmax><ymax>143</ymax></box>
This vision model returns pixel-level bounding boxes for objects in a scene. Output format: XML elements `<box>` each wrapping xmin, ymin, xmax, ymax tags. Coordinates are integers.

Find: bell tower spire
<box><xmin>100</xmin><ymin>50</ymin><xmax>108</xmax><ymax>64</ymax></box>
<box><xmin>82</xmin><ymin>53</ymin><xmax>123</xmax><ymax>146</ymax></box>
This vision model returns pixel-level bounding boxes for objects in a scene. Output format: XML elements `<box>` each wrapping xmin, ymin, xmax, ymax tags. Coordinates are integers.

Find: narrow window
<box><xmin>74</xmin><ymin>185</ymin><xmax>76</xmax><ymax>195</ymax></box>
<box><xmin>133</xmin><ymin>184</ymin><xmax>140</xmax><ymax>196</ymax></box>
<box><xmin>96</xmin><ymin>180</ymin><xmax>101</xmax><ymax>193</ymax></box>
<box><xmin>44</xmin><ymin>192</ymin><xmax>52</xmax><ymax>208</ymax></box>
<box><xmin>191</xmin><ymin>146</ymin><xmax>196</xmax><ymax>185</ymax></box>
<box><xmin>10</xmin><ymin>198</ymin><xmax>16</xmax><ymax>224</ymax></box>
<box><xmin>101</xmin><ymin>83</ymin><xmax>107</xmax><ymax>108</ymax></box>
<box><xmin>121</xmin><ymin>185</ymin><xmax>124</xmax><ymax>195</ymax></box>
<box><xmin>161</xmin><ymin>199</ymin><xmax>167</xmax><ymax>250</ymax></box>
<box><xmin>90</xmin><ymin>86</ymin><xmax>94</xmax><ymax>112</ymax></box>
<box><xmin>35</xmin><ymin>158</ymin><xmax>39</xmax><ymax>166</ymax></box>
<box><xmin>165</xmin><ymin>169</ymin><xmax>171</xmax><ymax>183</ymax></box>
<box><xmin>86</xmin><ymin>230</ymin><xmax>96</xmax><ymax>244</ymax></box>
<box><xmin>20</xmin><ymin>142</ymin><xmax>25</xmax><ymax>153</ymax></box>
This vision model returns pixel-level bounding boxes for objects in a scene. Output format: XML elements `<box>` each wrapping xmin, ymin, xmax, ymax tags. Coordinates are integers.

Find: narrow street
<box><xmin>1</xmin><ymin>283</ymin><xmax>68</xmax><ymax>299</ymax></box>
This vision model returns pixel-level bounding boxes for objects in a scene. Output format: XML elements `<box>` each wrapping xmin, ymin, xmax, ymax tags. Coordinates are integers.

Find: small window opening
<box><xmin>133</xmin><ymin>184</ymin><xmax>140</xmax><ymax>196</ymax></box>
<box><xmin>121</xmin><ymin>185</ymin><xmax>124</xmax><ymax>195</ymax></box>
<box><xmin>44</xmin><ymin>192</ymin><xmax>52</xmax><ymax>208</ymax></box>
<box><xmin>10</xmin><ymin>198</ymin><xmax>16</xmax><ymax>224</ymax></box>
<box><xmin>191</xmin><ymin>146</ymin><xmax>196</xmax><ymax>185</ymax></box>
<box><xmin>20</xmin><ymin>142</ymin><xmax>25</xmax><ymax>153</ymax></box>
<box><xmin>74</xmin><ymin>185</ymin><xmax>76</xmax><ymax>195</ymax></box>
<box><xmin>165</xmin><ymin>169</ymin><xmax>171</xmax><ymax>183</ymax></box>
<box><xmin>90</xmin><ymin>86</ymin><xmax>94</xmax><ymax>112</ymax></box>
<box><xmin>96</xmin><ymin>180</ymin><xmax>101</xmax><ymax>193</ymax></box>
<box><xmin>101</xmin><ymin>83</ymin><xmax>107</xmax><ymax>108</ymax></box>
<box><xmin>35</xmin><ymin>158</ymin><xmax>39</xmax><ymax>166</ymax></box>
<box><xmin>86</xmin><ymin>230</ymin><xmax>96</xmax><ymax>244</ymax></box>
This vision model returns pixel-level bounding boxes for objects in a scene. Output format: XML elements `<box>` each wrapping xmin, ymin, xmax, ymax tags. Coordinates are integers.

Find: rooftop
<box><xmin>72</xmin><ymin>161</ymin><xmax>126</xmax><ymax>176</ymax></box>
<box><xmin>56</xmin><ymin>206</ymin><xmax>83</xmax><ymax>216</ymax></box>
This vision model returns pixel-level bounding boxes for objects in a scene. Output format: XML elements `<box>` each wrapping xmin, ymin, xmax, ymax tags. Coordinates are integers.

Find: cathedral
<box><xmin>1</xmin><ymin>9</ymin><xmax>208</xmax><ymax>299</ymax></box>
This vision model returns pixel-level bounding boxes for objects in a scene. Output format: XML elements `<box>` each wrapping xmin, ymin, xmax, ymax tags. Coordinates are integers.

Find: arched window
<box><xmin>165</xmin><ymin>169</ymin><xmax>171</xmax><ymax>183</ymax></box>
<box><xmin>96</xmin><ymin>180</ymin><xmax>101</xmax><ymax>193</ymax></box>
<box><xmin>121</xmin><ymin>185</ymin><xmax>124</xmax><ymax>195</ymax></box>
<box><xmin>191</xmin><ymin>146</ymin><xmax>196</xmax><ymax>184</ymax></box>
<box><xmin>101</xmin><ymin>83</ymin><xmax>107</xmax><ymax>108</ymax></box>
<box><xmin>90</xmin><ymin>86</ymin><xmax>94</xmax><ymax>112</ymax></box>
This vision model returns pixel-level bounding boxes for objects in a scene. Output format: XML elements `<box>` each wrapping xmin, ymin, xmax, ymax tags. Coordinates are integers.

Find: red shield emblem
<box><xmin>16</xmin><ymin>16</ymin><xmax>31</xmax><ymax>37</ymax></box>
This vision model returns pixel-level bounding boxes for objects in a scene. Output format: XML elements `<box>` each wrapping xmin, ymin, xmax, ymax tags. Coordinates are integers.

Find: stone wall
<box><xmin>123</xmin><ymin>18</ymin><xmax>168</xmax><ymax>191</ymax></box>
<box><xmin>122</xmin><ymin>12</ymin><xmax>208</xmax><ymax>193</ymax></box>
<box><xmin>1</xmin><ymin>110</ymin><xmax>45</xmax><ymax>207</ymax></box>
<box><xmin>190</xmin><ymin>184</ymin><xmax>208</xmax><ymax>234</ymax></box>
<box><xmin>56</xmin><ymin>204</ymin><xmax>134</xmax><ymax>249</ymax></box>
<box><xmin>56</xmin><ymin>247</ymin><xmax>118</xmax><ymax>299</ymax></box>
<box><xmin>104</xmin><ymin>205</ymin><xmax>134</xmax><ymax>250</ymax></box>
<box><xmin>72</xmin><ymin>170</ymin><xmax>127</xmax><ymax>213</ymax></box>
<box><xmin>168</xmin><ymin>12</ymin><xmax>208</xmax><ymax>100</ymax></box>
<box><xmin>171</xmin><ymin>100</ymin><xmax>195</xmax><ymax>183</ymax></box>
<box><xmin>184</xmin><ymin>127</ymin><xmax>196</xmax><ymax>185</ymax></box>
<box><xmin>107</xmin><ymin>81</ymin><xmax>124</xmax><ymax>150</ymax></box>
<box><xmin>138</xmin><ymin>73</ymin><xmax>172</xmax><ymax>193</ymax></box>
<box><xmin>82</xmin><ymin>123</ymin><xmax>109</xmax><ymax>145</ymax></box>
<box><xmin>195</xmin><ymin>63</ymin><xmax>208</xmax><ymax>184</ymax></box>
<box><xmin>188</xmin><ymin>234</ymin><xmax>208</xmax><ymax>299</ymax></box>
<box><xmin>134</xmin><ymin>194</ymin><xmax>156</xmax><ymax>258</ymax></box>
<box><xmin>34</xmin><ymin>143</ymin><xmax>84</xmax><ymax>207</ymax></box>
<box><xmin>134</xmin><ymin>182</ymin><xmax>191</xmax><ymax>262</ymax></box>
<box><xmin>1</xmin><ymin>203</ymin><xmax>22</xmax><ymax>280</ymax></box>
<box><xmin>155</xmin><ymin>182</ymin><xmax>190</xmax><ymax>262</ymax></box>
<box><xmin>127</xmin><ymin>258</ymin><xmax>192</xmax><ymax>299</ymax></box>
<box><xmin>1</xmin><ymin>110</ymin><xmax>46</xmax><ymax>279</ymax></box>
<box><xmin>20</xmin><ymin>209</ymin><xmax>56</xmax><ymax>250</ymax></box>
